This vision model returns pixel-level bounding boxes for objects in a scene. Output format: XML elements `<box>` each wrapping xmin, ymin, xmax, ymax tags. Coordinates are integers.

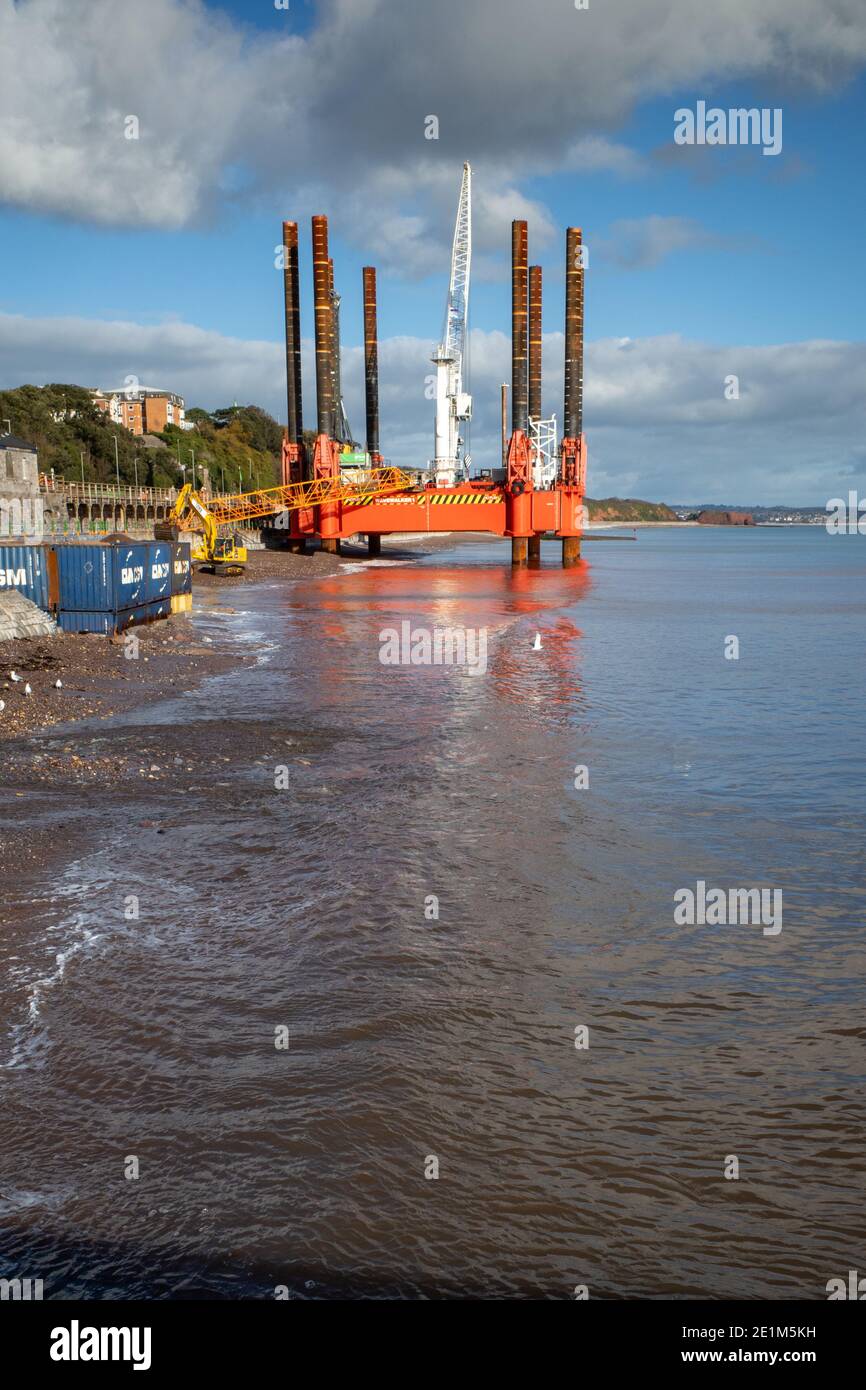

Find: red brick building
<box><xmin>92</xmin><ymin>387</ymin><xmax>188</xmax><ymax>436</ymax></box>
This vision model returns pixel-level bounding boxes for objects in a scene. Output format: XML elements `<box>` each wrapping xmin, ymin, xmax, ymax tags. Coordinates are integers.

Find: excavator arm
<box><xmin>170</xmin><ymin>484</ymin><xmax>219</xmax><ymax>555</ymax></box>
<box><xmin>158</xmin><ymin>484</ymin><xmax>247</xmax><ymax>574</ymax></box>
<box><xmin>155</xmin><ymin>468</ymin><xmax>415</xmax><ymax>573</ymax></box>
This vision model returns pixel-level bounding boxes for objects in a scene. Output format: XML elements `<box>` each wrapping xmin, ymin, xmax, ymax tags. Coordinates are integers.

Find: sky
<box><xmin>0</xmin><ymin>0</ymin><xmax>865</xmax><ymax>503</ymax></box>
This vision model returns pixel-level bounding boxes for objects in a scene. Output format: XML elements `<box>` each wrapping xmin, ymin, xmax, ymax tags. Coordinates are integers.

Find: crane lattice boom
<box><xmin>432</xmin><ymin>162</ymin><xmax>472</xmax><ymax>487</ymax></box>
<box><xmin>200</xmin><ymin>468</ymin><xmax>415</xmax><ymax>526</ymax></box>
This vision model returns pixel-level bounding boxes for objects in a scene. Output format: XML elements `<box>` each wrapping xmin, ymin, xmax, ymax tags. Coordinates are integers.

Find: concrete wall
<box><xmin>0</xmin><ymin>447</ymin><xmax>42</xmax><ymax>540</ymax></box>
<box><xmin>0</xmin><ymin>446</ymin><xmax>39</xmax><ymax>497</ymax></box>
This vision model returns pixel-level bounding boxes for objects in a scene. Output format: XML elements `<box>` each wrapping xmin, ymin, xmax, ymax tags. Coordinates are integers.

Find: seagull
<box><xmin>0</xmin><ymin>700</ymin><xmax>5</xmax><ymax>712</ymax></box>
<box><xmin>10</xmin><ymin>671</ymin><xmax>21</xmax><ymax>682</ymax></box>
<box><xmin>54</xmin><ymin>679</ymin><xmax>62</xmax><ymax>689</ymax></box>
<box><xmin>532</xmin><ymin>633</ymin><xmax>543</xmax><ymax>651</ymax></box>
<box><xmin>24</xmin><ymin>683</ymin><xmax>32</xmax><ymax>696</ymax></box>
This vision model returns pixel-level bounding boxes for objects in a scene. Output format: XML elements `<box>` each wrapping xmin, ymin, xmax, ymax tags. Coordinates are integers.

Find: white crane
<box><xmin>431</xmin><ymin>162</ymin><xmax>472</xmax><ymax>487</ymax></box>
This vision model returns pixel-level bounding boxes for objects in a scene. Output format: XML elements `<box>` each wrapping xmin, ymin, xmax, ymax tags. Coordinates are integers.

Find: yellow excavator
<box><xmin>156</xmin><ymin>468</ymin><xmax>417</xmax><ymax>576</ymax></box>
<box><xmin>157</xmin><ymin>484</ymin><xmax>247</xmax><ymax>575</ymax></box>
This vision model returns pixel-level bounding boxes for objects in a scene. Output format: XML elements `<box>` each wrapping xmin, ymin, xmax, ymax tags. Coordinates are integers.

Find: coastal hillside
<box><xmin>585</xmin><ymin>496</ymin><xmax>678</xmax><ymax>522</ymax></box>
<box><xmin>0</xmin><ymin>385</ymin><xmax>284</xmax><ymax>492</ymax></box>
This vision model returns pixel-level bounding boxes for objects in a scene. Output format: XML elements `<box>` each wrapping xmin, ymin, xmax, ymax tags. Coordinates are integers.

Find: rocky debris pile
<box><xmin>0</xmin><ymin>591</ymin><xmax>57</xmax><ymax>642</ymax></box>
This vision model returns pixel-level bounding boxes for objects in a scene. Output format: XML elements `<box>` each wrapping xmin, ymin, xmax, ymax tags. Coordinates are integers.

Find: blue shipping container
<box><xmin>170</xmin><ymin>542</ymin><xmax>192</xmax><ymax>595</ymax></box>
<box><xmin>56</xmin><ymin>606</ymin><xmax>149</xmax><ymax>635</ymax></box>
<box><xmin>0</xmin><ymin>543</ymin><xmax>54</xmax><ymax>610</ymax></box>
<box><xmin>147</xmin><ymin>598</ymin><xmax>170</xmax><ymax>622</ymax></box>
<box><xmin>55</xmin><ymin>542</ymin><xmax>149</xmax><ymax>612</ymax></box>
<box><xmin>147</xmin><ymin>541</ymin><xmax>172</xmax><ymax>601</ymax></box>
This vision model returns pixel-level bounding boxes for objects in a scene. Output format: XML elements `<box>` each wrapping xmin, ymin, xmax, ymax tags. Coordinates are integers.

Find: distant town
<box><xmin>670</xmin><ymin>504</ymin><xmax>829</xmax><ymax>524</ymax></box>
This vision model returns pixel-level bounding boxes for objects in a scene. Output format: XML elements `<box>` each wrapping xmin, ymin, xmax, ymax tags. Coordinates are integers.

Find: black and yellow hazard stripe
<box><xmin>344</xmin><ymin>491</ymin><xmax>503</xmax><ymax>508</ymax></box>
<box><xmin>426</xmin><ymin>493</ymin><xmax>502</xmax><ymax>505</ymax></box>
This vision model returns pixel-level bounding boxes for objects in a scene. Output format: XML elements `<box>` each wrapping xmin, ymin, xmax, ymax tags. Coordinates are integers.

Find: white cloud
<box><xmin>1</xmin><ymin>0</ymin><xmax>865</xmax><ymax>269</ymax></box>
<box><xmin>563</xmin><ymin>137</ymin><xmax>646</xmax><ymax>179</ymax></box>
<box><xmin>2</xmin><ymin>311</ymin><xmax>863</xmax><ymax>505</ymax></box>
<box><xmin>327</xmin><ymin>162</ymin><xmax>557</xmax><ymax>280</ymax></box>
<box><xmin>597</xmin><ymin>215</ymin><xmax>744</xmax><ymax>269</ymax></box>
<box><xmin>0</xmin><ymin>0</ymin><xmax>260</xmax><ymax>228</ymax></box>
<box><xmin>0</xmin><ymin>309</ymin><xmax>284</xmax><ymax>408</ymax></box>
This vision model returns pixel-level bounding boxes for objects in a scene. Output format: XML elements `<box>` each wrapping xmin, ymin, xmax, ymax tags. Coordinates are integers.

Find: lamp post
<box><xmin>190</xmin><ymin>448</ymin><xmax>196</xmax><ymax>490</ymax></box>
<box><xmin>113</xmin><ymin>435</ymin><xmax>120</xmax><ymax>490</ymax></box>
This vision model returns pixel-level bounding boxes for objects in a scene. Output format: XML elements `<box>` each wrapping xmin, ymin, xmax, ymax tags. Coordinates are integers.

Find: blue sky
<box><xmin>1</xmin><ymin>0</ymin><xmax>864</xmax><ymax>503</ymax></box>
<box><xmin>3</xmin><ymin>74</ymin><xmax>864</xmax><ymax>346</ymax></box>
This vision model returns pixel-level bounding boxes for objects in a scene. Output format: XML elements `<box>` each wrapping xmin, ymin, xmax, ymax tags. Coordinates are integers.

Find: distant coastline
<box><xmin>586</xmin><ymin>496</ymin><xmax>828</xmax><ymax>525</ymax></box>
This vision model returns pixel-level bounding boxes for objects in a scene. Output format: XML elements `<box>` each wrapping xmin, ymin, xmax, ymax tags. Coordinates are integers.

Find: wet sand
<box><xmin>0</xmin><ymin>620</ymin><xmax>241</xmax><ymax>743</ymax></box>
<box><xmin>0</xmin><ymin>537</ymin><xmax>474</xmax><ymax>878</ymax></box>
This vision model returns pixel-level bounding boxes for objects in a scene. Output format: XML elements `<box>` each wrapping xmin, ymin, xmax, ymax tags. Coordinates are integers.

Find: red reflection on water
<box><xmin>306</xmin><ymin>557</ymin><xmax>591</xmax><ymax>620</ymax></box>
<box><xmin>287</xmin><ymin>558</ymin><xmax>591</xmax><ymax>717</ymax></box>
<box><xmin>488</xmin><ymin>613</ymin><xmax>586</xmax><ymax>716</ymax></box>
